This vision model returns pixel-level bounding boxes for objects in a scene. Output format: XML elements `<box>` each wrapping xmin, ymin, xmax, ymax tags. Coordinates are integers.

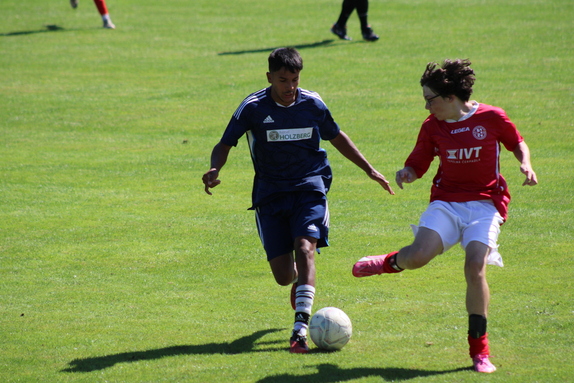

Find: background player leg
<box><xmin>355</xmin><ymin>0</ymin><xmax>379</xmax><ymax>41</ymax></box>
<box><xmin>93</xmin><ymin>0</ymin><xmax>115</xmax><ymax>29</ymax></box>
<box><xmin>331</xmin><ymin>0</ymin><xmax>356</xmax><ymax>40</ymax></box>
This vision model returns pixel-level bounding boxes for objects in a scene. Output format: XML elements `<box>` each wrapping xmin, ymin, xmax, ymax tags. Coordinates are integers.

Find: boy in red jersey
<box><xmin>70</xmin><ymin>0</ymin><xmax>115</xmax><ymax>29</ymax></box>
<box><xmin>352</xmin><ymin>59</ymin><xmax>537</xmax><ymax>373</ymax></box>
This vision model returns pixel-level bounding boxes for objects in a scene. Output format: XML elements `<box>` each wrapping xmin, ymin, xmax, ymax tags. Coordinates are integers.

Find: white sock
<box><xmin>294</xmin><ymin>322</ymin><xmax>308</xmax><ymax>337</ymax></box>
<box><xmin>293</xmin><ymin>284</ymin><xmax>315</xmax><ymax>336</ymax></box>
<box><xmin>295</xmin><ymin>284</ymin><xmax>315</xmax><ymax>315</ymax></box>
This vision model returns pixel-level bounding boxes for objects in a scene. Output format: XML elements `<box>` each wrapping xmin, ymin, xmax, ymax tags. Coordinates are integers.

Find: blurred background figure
<box><xmin>70</xmin><ymin>0</ymin><xmax>116</xmax><ymax>29</ymax></box>
<box><xmin>331</xmin><ymin>0</ymin><xmax>378</xmax><ymax>41</ymax></box>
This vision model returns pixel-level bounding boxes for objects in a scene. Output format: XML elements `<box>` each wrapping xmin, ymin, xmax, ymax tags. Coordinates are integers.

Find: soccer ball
<box><xmin>309</xmin><ymin>307</ymin><xmax>352</xmax><ymax>350</ymax></box>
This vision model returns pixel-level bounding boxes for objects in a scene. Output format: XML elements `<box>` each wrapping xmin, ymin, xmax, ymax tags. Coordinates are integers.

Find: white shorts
<box><xmin>414</xmin><ymin>200</ymin><xmax>505</xmax><ymax>266</ymax></box>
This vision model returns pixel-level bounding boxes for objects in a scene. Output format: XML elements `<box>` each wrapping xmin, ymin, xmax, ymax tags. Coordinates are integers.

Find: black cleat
<box><xmin>362</xmin><ymin>27</ymin><xmax>380</xmax><ymax>42</ymax></box>
<box><xmin>331</xmin><ymin>23</ymin><xmax>351</xmax><ymax>40</ymax></box>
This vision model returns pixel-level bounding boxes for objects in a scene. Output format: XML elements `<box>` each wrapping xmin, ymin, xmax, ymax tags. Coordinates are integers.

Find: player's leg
<box><xmin>268</xmin><ymin>250</ymin><xmax>313</xmax><ymax>353</ymax></box>
<box><xmin>289</xmin><ymin>236</ymin><xmax>318</xmax><ymax>353</ymax></box>
<box><xmin>465</xmin><ymin>240</ymin><xmax>496</xmax><ymax>373</ymax></box>
<box><xmin>269</xmin><ymin>252</ymin><xmax>297</xmax><ymax>286</ymax></box>
<box><xmin>353</xmin><ymin>201</ymin><xmax>463</xmax><ymax>277</ymax></box>
<box><xmin>293</xmin><ymin>236</ymin><xmax>316</xmax><ymax>287</ymax></box>
<box><xmin>331</xmin><ymin>0</ymin><xmax>356</xmax><ymax>40</ymax></box>
<box><xmin>353</xmin><ymin>227</ymin><xmax>444</xmax><ymax>277</ymax></box>
<box><xmin>255</xmin><ymin>194</ymin><xmax>318</xmax><ymax>353</ymax></box>
<box><xmin>396</xmin><ymin>227</ymin><xmax>443</xmax><ymax>269</ymax></box>
<box><xmin>92</xmin><ymin>0</ymin><xmax>107</xmax><ymax>15</ymax></box>
<box><xmin>465</xmin><ymin>240</ymin><xmax>490</xmax><ymax>317</ymax></box>
<box><xmin>256</xmin><ymin>199</ymin><xmax>298</xmax><ymax>286</ymax></box>
<box><xmin>289</xmin><ymin>192</ymin><xmax>329</xmax><ymax>353</ymax></box>
<box><xmin>356</xmin><ymin>0</ymin><xmax>379</xmax><ymax>41</ymax></box>
<box><xmin>92</xmin><ymin>0</ymin><xmax>115</xmax><ymax>28</ymax></box>
<box><xmin>461</xmin><ymin>201</ymin><xmax>503</xmax><ymax>373</ymax></box>
<box><xmin>268</xmin><ymin>251</ymin><xmax>299</xmax><ymax>311</ymax></box>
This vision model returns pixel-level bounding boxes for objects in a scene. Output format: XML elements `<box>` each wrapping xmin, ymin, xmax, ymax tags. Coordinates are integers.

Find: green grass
<box><xmin>1</xmin><ymin>0</ymin><xmax>573</xmax><ymax>381</ymax></box>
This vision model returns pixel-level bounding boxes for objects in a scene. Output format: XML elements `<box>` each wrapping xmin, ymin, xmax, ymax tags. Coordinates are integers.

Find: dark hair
<box><xmin>420</xmin><ymin>59</ymin><xmax>475</xmax><ymax>101</ymax></box>
<box><xmin>268</xmin><ymin>47</ymin><xmax>303</xmax><ymax>73</ymax></box>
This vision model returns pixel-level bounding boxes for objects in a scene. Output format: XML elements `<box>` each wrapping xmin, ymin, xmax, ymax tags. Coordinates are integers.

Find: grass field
<box><xmin>1</xmin><ymin>0</ymin><xmax>573</xmax><ymax>382</ymax></box>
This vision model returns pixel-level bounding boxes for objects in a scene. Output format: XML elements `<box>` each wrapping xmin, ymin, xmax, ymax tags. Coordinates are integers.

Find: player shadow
<box><xmin>0</xmin><ymin>25</ymin><xmax>68</xmax><ymax>36</ymax></box>
<box><xmin>61</xmin><ymin>328</ymin><xmax>284</xmax><ymax>373</ymax></box>
<box><xmin>257</xmin><ymin>363</ymin><xmax>472</xmax><ymax>383</ymax></box>
<box><xmin>218</xmin><ymin>39</ymin><xmax>337</xmax><ymax>56</ymax></box>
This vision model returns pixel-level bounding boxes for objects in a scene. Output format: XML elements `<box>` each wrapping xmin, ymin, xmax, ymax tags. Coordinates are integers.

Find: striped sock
<box><xmin>293</xmin><ymin>284</ymin><xmax>315</xmax><ymax>336</ymax></box>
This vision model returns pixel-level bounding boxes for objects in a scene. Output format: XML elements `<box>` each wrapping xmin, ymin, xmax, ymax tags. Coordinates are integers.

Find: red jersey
<box><xmin>405</xmin><ymin>103</ymin><xmax>523</xmax><ymax>220</ymax></box>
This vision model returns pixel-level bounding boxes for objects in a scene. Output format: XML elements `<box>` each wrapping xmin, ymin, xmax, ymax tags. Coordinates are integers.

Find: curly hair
<box><xmin>420</xmin><ymin>59</ymin><xmax>475</xmax><ymax>101</ymax></box>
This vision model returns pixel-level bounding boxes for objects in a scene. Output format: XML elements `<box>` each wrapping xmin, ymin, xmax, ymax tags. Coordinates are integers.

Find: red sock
<box><xmin>468</xmin><ymin>334</ymin><xmax>490</xmax><ymax>358</ymax></box>
<box><xmin>93</xmin><ymin>0</ymin><xmax>108</xmax><ymax>15</ymax></box>
<box><xmin>382</xmin><ymin>251</ymin><xmax>401</xmax><ymax>273</ymax></box>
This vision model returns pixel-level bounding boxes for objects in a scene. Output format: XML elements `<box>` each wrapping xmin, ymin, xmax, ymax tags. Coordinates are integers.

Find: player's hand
<box><xmin>520</xmin><ymin>165</ymin><xmax>538</xmax><ymax>186</ymax></box>
<box><xmin>369</xmin><ymin>170</ymin><xmax>395</xmax><ymax>195</ymax></box>
<box><xmin>202</xmin><ymin>168</ymin><xmax>221</xmax><ymax>195</ymax></box>
<box><xmin>395</xmin><ymin>167</ymin><xmax>417</xmax><ymax>189</ymax></box>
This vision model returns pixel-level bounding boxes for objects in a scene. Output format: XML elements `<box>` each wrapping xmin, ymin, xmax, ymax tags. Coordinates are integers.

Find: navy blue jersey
<box><xmin>221</xmin><ymin>87</ymin><xmax>341</xmax><ymax>208</ymax></box>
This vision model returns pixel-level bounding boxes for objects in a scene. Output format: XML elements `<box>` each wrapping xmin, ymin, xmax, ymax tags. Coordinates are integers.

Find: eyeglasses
<box><xmin>425</xmin><ymin>94</ymin><xmax>441</xmax><ymax>106</ymax></box>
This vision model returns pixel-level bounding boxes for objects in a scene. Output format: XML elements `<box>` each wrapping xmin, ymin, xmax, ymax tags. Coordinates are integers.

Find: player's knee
<box><xmin>273</xmin><ymin>272</ymin><xmax>294</xmax><ymax>286</ymax></box>
<box><xmin>464</xmin><ymin>247</ymin><xmax>488</xmax><ymax>282</ymax></box>
<box><xmin>269</xmin><ymin>254</ymin><xmax>297</xmax><ymax>286</ymax></box>
<box><xmin>294</xmin><ymin>237</ymin><xmax>316</xmax><ymax>260</ymax></box>
<box><xmin>464</xmin><ymin>258</ymin><xmax>486</xmax><ymax>283</ymax></box>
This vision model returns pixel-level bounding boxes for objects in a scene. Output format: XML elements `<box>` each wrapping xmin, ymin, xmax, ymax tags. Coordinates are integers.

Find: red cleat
<box><xmin>289</xmin><ymin>331</ymin><xmax>309</xmax><ymax>354</ymax></box>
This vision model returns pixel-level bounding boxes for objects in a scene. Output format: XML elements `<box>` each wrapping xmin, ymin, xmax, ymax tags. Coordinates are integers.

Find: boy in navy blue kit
<box><xmin>202</xmin><ymin>47</ymin><xmax>394</xmax><ymax>353</ymax></box>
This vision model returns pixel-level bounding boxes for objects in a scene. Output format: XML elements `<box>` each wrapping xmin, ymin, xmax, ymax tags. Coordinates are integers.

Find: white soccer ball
<box><xmin>309</xmin><ymin>307</ymin><xmax>352</xmax><ymax>350</ymax></box>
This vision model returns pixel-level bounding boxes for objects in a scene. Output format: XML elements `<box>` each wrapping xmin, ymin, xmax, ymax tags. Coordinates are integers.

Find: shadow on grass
<box><xmin>1</xmin><ymin>25</ymin><xmax>68</xmax><ymax>36</ymax></box>
<box><xmin>61</xmin><ymin>328</ymin><xmax>284</xmax><ymax>373</ymax></box>
<box><xmin>257</xmin><ymin>363</ymin><xmax>472</xmax><ymax>382</ymax></box>
<box><xmin>217</xmin><ymin>39</ymin><xmax>339</xmax><ymax>55</ymax></box>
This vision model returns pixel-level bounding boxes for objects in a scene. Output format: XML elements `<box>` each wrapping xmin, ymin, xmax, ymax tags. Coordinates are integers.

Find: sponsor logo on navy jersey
<box><xmin>267</xmin><ymin>128</ymin><xmax>313</xmax><ymax>142</ymax></box>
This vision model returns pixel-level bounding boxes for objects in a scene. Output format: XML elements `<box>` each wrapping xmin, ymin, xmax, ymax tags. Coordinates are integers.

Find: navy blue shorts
<box><xmin>255</xmin><ymin>192</ymin><xmax>330</xmax><ymax>260</ymax></box>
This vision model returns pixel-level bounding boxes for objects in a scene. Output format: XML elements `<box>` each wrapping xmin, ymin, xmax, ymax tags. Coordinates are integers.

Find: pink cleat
<box><xmin>352</xmin><ymin>251</ymin><xmax>400</xmax><ymax>277</ymax></box>
<box><xmin>352</xmin><ymin>255</ymin><xmax>387</xmax><ymax>277</ymax></box>
<box><xmin>472</xmin><ymin>354</ymin><xmax>497</xmax><ymax>373</ymax></box>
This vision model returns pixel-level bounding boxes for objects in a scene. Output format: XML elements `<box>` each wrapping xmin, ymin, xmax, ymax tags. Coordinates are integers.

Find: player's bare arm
<box><xmin>512</xmin><ymin>141</ymin><xmax>538</xmax><ymax>186</ymax></box>
<box><xmin>202</xmin><ymin>142</ymin><xmax>232</xmax><ymax>195</ymax></box>
<box><xmin>329</xmin><ymin>131</ymin><xmax>394</xmax><ymax>195</ymax></box>
<box><xmin>395</xmin><ymin>167</ymin><xmax>418</xmax><ymax>189</ymax></box>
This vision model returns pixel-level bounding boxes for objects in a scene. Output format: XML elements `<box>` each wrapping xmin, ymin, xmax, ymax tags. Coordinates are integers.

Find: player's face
<box><xmin>423</xmin><ymin>85</ymin><xmax>459</xmax><ymax>121</ymax></box>
<box><xmin>267</xmin><ymin>68</ymin><xmax>300</xmax><ymax>107</ymax></box>
<box><xmin>423</xmin><ymin>86</ymin><xmax>447</xmax><ymax>119</ymax></box>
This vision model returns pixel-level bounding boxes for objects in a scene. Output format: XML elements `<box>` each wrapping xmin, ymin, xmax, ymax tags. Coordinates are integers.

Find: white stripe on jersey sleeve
<box><xmin>233</xmin><ymin>88</ymin><xmax>267</xmax><ymax>119</ymax></box>
<box><xmin>300</xmin><ymin>89</ymin><xmax>326</xmax><ymax>105</ymax></box>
